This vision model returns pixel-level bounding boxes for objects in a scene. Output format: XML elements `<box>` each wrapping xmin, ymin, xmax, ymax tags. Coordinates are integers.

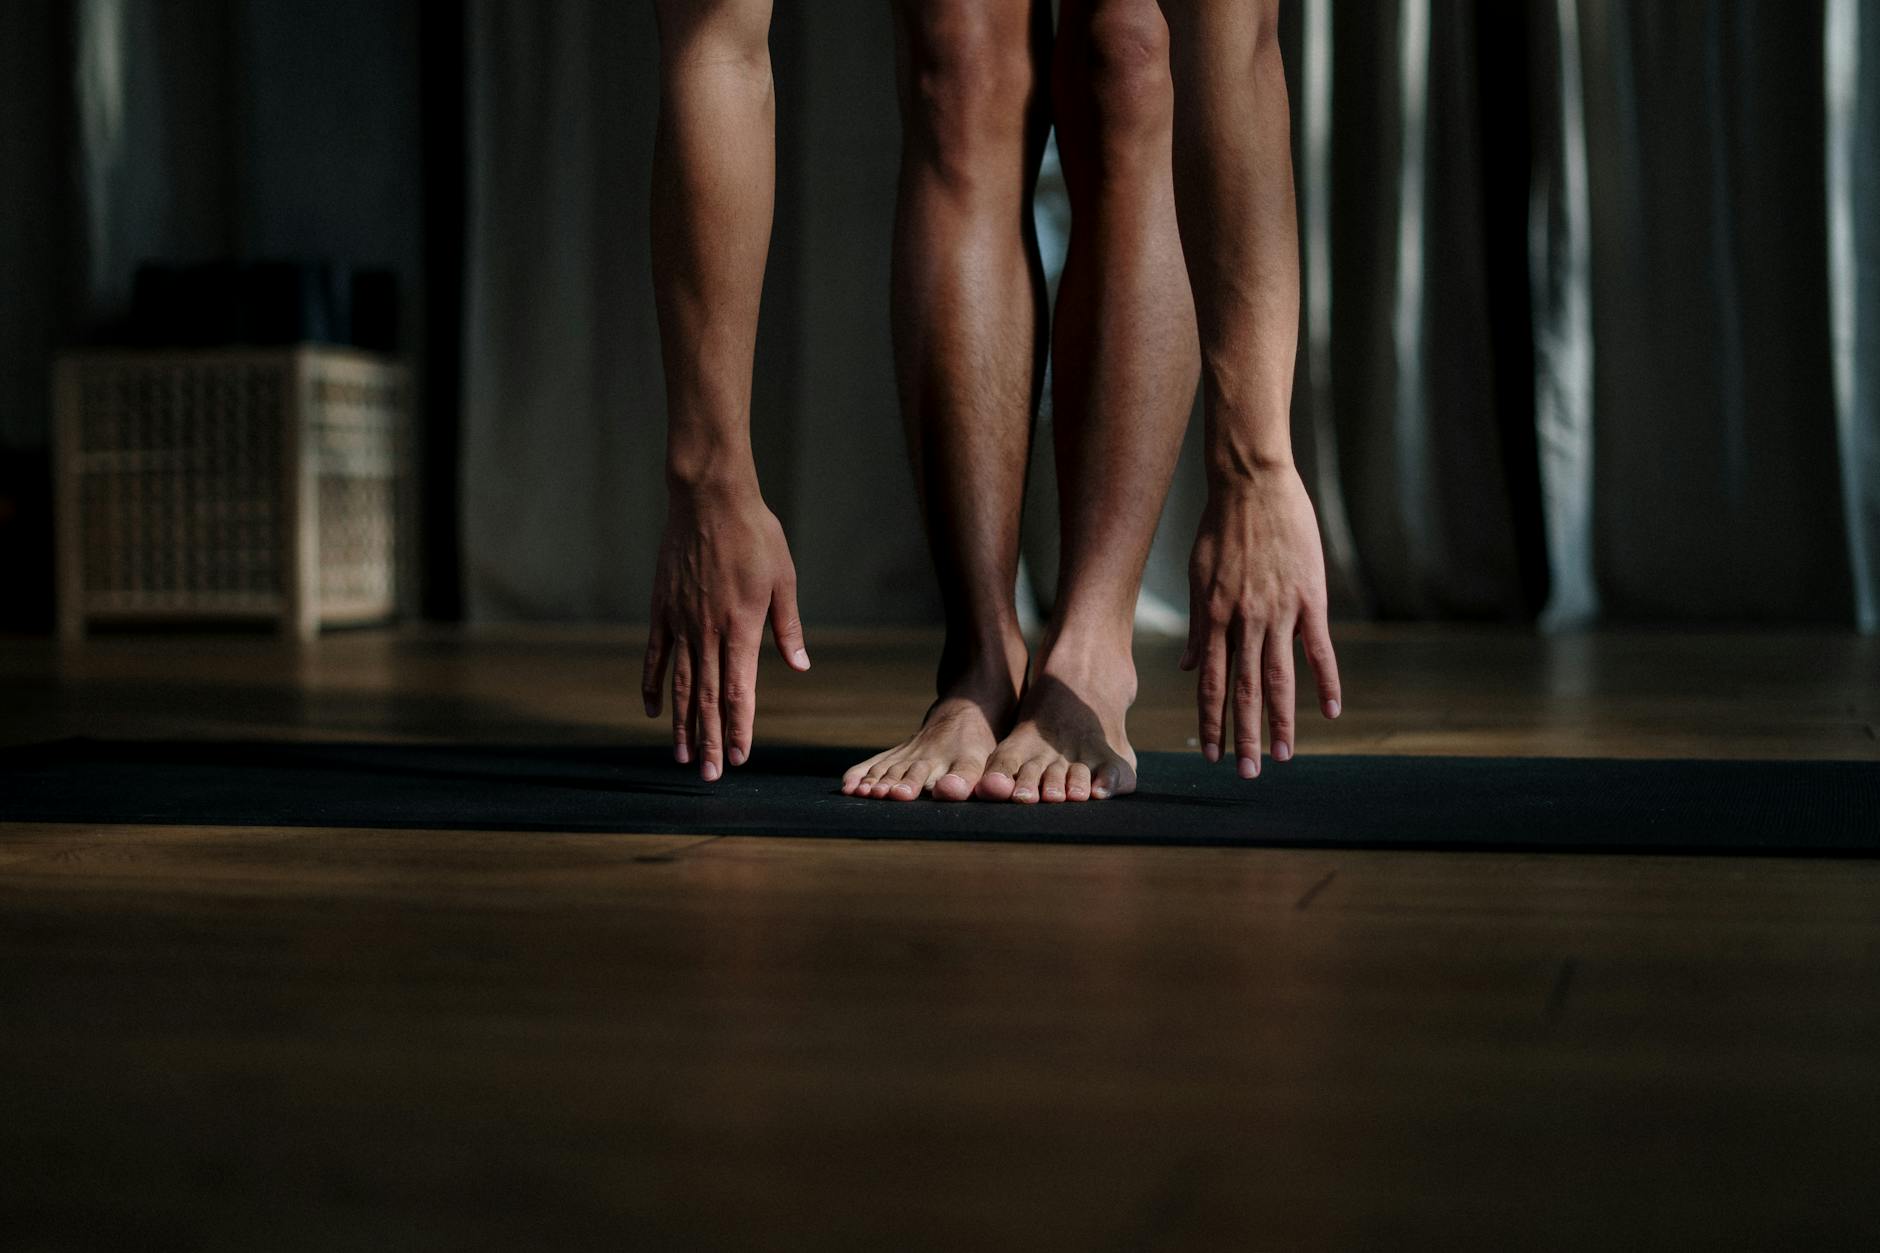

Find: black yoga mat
<box><xmin>3</xmin><ymin>739</ymin><xmax>1877</xmax><ymax>854</ymax></box>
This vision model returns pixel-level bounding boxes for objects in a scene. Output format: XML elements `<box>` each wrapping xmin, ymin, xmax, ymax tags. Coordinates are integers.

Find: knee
<box><xmin>899</xmin><ymin>3</ymin><xmax>1035</xmax><ymax>182</ymax></box>
<box><xmin>1082</xmin><ymin>2</ymin><xmax>1174</xmax><ymax>153</ymax></box>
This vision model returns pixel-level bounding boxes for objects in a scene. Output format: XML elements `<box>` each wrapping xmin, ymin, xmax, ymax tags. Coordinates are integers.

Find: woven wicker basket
<box><xmin>55</xmin><ymin>347</ymin><xmax>408</xmax><ymax>640</ymax></box>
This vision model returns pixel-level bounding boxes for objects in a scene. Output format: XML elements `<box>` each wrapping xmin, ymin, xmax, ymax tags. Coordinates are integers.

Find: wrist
<box><xmin>665</xmin><ymin>438</ymin><xmax>761</xmax><ymax>500</ymax></box>
<box><xmin>1204</xmin><ymin>441</ymin><xmax>1295</xmax><ymax>493</ymax></box>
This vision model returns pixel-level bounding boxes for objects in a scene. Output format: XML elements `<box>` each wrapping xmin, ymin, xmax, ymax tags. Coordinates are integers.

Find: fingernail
<box><xmin>643</xmin><ymin>698</ymin><xmax>656</xmax><ymax>717</ymax></box>
<box><xmin>1204</xmin><ymin>743</ymin><xmax>1220</xmax><ymax>763</ymax></box>
<box><xmin>728</xmin><ymin>746</ymin><xmax>746</xmax><ymax>766</ymax></box>
<box><xmin>702</xmin><ymin>761</ymin><xmax>720</xmax><ymax>782</ymax></box>
<box><xmin>1326</xmin><ymin>700</ymin><xmax>1341</xmax><ymax>718</ymax></box>
<box><xmin>1274</xmin><ymin>741</ymin><xmax>1292</xmax><ymax>763</ymax></box>
<box><xmin>792</xmin><ymin>649</ymin><xmax>810</xmax><ymax>670</ymax></box>
<box><xmin>675</xmin><ymin>745</ymin><xmax>690</xmax><ymax>764</ymax></box>
<box><xmin>1238</xmin><ymin>756</ymin><xmax>1257</xmax><ymax>779</ymax></box>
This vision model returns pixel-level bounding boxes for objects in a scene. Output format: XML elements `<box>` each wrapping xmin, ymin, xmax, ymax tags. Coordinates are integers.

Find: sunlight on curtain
<box><xmin>1826</xmin><ymin>0</ymin><xmax>1878</xmax><ymax>631</ymax></box>
<box><xmin>1535</xmin><ymin>0</ymin><xmax>1598</xmax><ymax>630</ymax></box>
<box><xmin>1391</xmin><ymin>0</ymin><xmax>1434</xmax><ymax>591</ymax></box>
<box><xmin>75</xmin><ymin>0</ymin><xmax>128</xmax><ymax>309</ymax></box>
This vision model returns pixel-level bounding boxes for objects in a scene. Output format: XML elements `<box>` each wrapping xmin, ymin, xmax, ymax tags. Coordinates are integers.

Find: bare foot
<box><xmin>842</xmin><ymin>638</ymin><xmax>1028</xmax><ymax>802</ymax></box>
<box><xmin>976</xmin><ymin>640</ymin><xmax>1137</xmax><ymax>804</ymax></box>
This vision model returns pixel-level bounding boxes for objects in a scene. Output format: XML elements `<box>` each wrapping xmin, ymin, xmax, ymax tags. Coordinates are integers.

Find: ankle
<box><xmin>937</xmin><ymin>625</ymin><xmax>1028</xmax><ymax>699</ymax></box>
<box><xmin>1035</xmin><ymin>625</ymin><xmax>1137</xmax><ymax>704</ymax></box>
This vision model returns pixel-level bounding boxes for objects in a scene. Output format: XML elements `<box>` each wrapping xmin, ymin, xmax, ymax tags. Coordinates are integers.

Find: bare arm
<box><xmin>1160</xmin><ymin>0</ymin><xmax>1341</xmax><ymax>778</ymax></box>
<box><xmin>644</xmin><ymin>0</ymin><xmax>808</xmax><ymax>782</ymax></box>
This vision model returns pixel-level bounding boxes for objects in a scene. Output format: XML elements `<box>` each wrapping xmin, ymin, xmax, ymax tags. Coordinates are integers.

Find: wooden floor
<box><xmin>2</xmin><ymin>626</ymin><xmax>1877</xmax><ymax>1250</ymax></box>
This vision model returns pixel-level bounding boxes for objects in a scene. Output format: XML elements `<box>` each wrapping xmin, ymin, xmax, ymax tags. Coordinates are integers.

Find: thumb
<box><xmin>770</xmin><ymin>578</ymin><xmax>810</xmax><ymax>671</ymax></box>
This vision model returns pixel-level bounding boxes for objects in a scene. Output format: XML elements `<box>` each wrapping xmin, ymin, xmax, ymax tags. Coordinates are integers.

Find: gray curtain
<box><xmin>463</xmin><ymin>2</ymin><xmax>932</xmax><ymax>624</ymax></box>
<box><xmin>463</xmin><ymin>0</ymin><xmax>1880</xmax><ymax>630</ymax></box>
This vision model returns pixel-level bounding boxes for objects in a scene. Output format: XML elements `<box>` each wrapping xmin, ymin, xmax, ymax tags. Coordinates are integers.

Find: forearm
<box><xmin>1164</xmin><ymin>5</ymin><xmax>1298</xmax><ymax>487</ymax></box>
<box><xmin>650</xmin><ymin>9</ymin><xmax>775</xmax><ymax>494</ymax></box>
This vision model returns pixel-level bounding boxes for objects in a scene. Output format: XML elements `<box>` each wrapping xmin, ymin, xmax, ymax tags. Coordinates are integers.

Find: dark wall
<box><xmin>0</xmin><ymin>0</ymin><xmax>72</xmax><ymax>452</ymax></box>
<box><xmin>0</xmin><ymin>0</ymin><xmax>431</xmax><ymax>630</ymax></box>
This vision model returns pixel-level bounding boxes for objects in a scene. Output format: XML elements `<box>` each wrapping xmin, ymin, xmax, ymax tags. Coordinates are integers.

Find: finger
<box><xmin>770</xmin><ymin>576</ymin><xmax>810</xmax><ymax>671</ymax></box>
<box><xmin>1180</xmin><ymin>581</ymin><xmax>1206</xmax><ymax>671</ymax></box>
<box><xmin>1233</xmin><ymin>624</ymin><xmax>1264</xmax><ymax>778</ymax></box>
<box><xmin>670</xmin><ymin>641</ymin><xmax>693</xmax><ymax>765</ymax></box>
<box><xmin>1301</xmin><ymin>605</ymin><xmax>1343</xmax><ymax>718</ymax></box>
<box><xmin>723</xmin><ymin>629</ymin><xmax>760</xmax><ymax>767</ymax></box>
<box><xmin>642</xmin><ymin>618</ymin><xmax>671</xmax><ymax>717</ymax></box>
<box><xmin>695</xmin><ymin>635</ymin><xmax>725</xmax><ymax>782</ymax></box>
<box><xmin>1264</xmin><ymin>618</ymin><xmax>1296</xmax><ymax>766</ymax></box>
<box><xmin>1197</xmin><ymin>627</ymin><xmax>1229</xmax><ymax>763</ymax></box>
<box><xmin>687</xmin><ymin>649</ymin><xmax>702</xmax><ymax>770</ymax></box>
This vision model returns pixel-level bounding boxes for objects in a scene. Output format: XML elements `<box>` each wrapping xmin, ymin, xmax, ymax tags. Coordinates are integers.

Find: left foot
<box><xmin>977</xmin><ymin>638</ymin><xmax>1137</xmax><ymax>803</ymax></box>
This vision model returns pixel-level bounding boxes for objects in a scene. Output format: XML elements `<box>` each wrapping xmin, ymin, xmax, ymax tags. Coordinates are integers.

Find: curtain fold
<box><xmin>1825</xmin><ymin>0</ymin><xmax>1879</xmax><ymax>632</ymax></box>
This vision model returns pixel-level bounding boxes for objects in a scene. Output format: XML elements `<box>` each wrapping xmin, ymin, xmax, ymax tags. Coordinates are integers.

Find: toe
<box><xmin>1066</xmin><ymin>762</ymin><xmax>1092</xmax><ymax>801</ymax></box>
<box><xmin>862</xmin><ymin>765</ymin><xmax>895</xmax><ymax>798</ymax></box>
<box><xmin>933</xmin><ymin>758</ymin><xmax>982</xmax><ymax>802</ymax></box>
<box><xmin>1010</xmin><ymin>757</ymin><xmax>1048</xmax><ymax>804</ymax></box>
<box><xmin>1040</xmin><ymin>761</ymin><xmax>1068</xmax><ymax>803</ymax></box>
<box><xmin>976</xmin><ymin>748</ymin><xmax>1024</xmax><ymax>801</ymax></box>
<box><xmin>913</xmin><ymin>759</ymin><xmax>949</xmax><ymax>796</ymax></box>
<box><xmin>876</xmin><ymin>763</ymin><xmax>913</xmax><ymax>799</ymax></box>
<box><xmin>888</xmin><ymin>761</ymin><xmax>928</xmax><ymax>802</ymax></box>
<box><xmin>842</xmin><ymin>757</ymin><xmax>878</xmax><ymax>796</ymax></box>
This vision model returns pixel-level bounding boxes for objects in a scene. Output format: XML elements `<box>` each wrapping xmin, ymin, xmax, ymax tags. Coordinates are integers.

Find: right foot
<box><xmin>841</xmin><ymin>640</ymin><xmax>1028</xmax><ymax>802</ymax></box>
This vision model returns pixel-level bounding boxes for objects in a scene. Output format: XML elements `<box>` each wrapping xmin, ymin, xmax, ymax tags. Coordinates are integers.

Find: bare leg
<box><xmin>978</xmin><ymin>0</ymin><xmax>1201</xmax><ymax>803</ymax></box>
<box><xmin>843</xmin><ymin>1</ymin><xmax>1052</xmax><ymax>802</ymax></box>
<box><xmin>1159</xmin><ymin>0</ymin><xmax>1342</xmax><ymax>779</ymax></box>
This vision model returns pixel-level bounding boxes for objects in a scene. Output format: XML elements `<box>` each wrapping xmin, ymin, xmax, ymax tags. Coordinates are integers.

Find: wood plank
<box><xmin>1</xmin><ymin>629</ymin><xmax>1877</xmax><ymax>1248</ymax></box>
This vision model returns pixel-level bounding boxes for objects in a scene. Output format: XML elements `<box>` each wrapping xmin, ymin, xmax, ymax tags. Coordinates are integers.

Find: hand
<box><xmin>642</xmin><ymin>478</ymin><xmax>809</xmax><ymax>780</ymax></box>
<box><xmin>1181</xmin><ymin>464</ymin><xmax>1342</xmax><ymax>778</ymax></box>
